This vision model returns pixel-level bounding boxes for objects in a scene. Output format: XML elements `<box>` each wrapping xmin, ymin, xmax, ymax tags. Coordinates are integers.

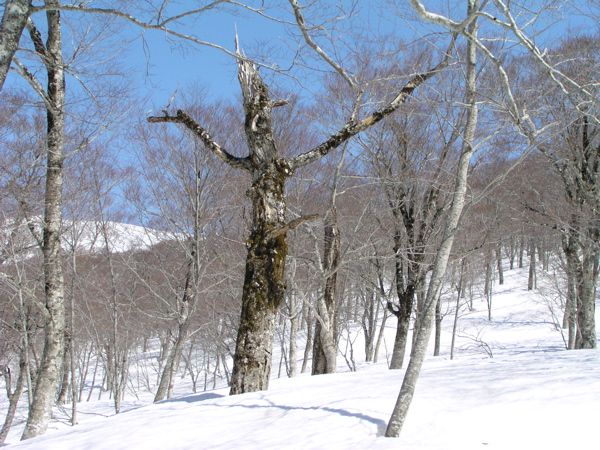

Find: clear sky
<box><xmin>5</xmin><ymin>1</ymin><xmax>596</xmax><ymax>111</ymax></box>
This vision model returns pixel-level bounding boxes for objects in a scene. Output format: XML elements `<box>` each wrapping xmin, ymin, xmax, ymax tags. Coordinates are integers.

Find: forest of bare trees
<box><xmin>0</xmin><ymin>0</ymin><xmax>598</xmax><ymax>443</ymax></box>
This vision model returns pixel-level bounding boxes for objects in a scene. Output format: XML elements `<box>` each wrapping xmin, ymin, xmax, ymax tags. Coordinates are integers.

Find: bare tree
<box><xmin>149</xmin><ymin>25</ymin><xmax>453</xmax><ymax>393</ymax></box>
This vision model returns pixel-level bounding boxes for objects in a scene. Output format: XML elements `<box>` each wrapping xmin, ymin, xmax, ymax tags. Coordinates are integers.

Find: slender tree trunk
<box><xmin>518</xmin><ymin>236</ymin><xmax>525</xmax><ymax>269</ymax></box>
<box><xmin>155</xmin><ymin>259</ymin><xmax>195</xmax><ymax>402</ymax></box>
<box><xmin>373</xmin><ymin>311</ymin><xmax>388</xmax><ymax>364</ymax></box>
<box><xmin>0</xmin><ymin>351</ymin><xmax>26</xmax><ymax>443</ymax></box>
<box><xmin>301</xmin><ymin>310</ymin><xmax>313</xmax><ymax>373</ymax></box>
<box><xmin>450</xmin><ymin>262</ymin><xmax>464</xmax><ymax>360</ymax></box>
<box><xmin>312</xmin><ymin>208</ymin><xmax>341</xmax><ymax>375</ymax></box>
<box><xmin>288</xmin><ymin>301</ymin><xmax>299</xmax><ymax>377</ymax></box>
<box><xmin>496</xmin><ymin>243</ymin><xmax>504</xmax><ymax>285</ymax></box>
<box><xmin>386</xmin><ymin>6</ymin><xmax>478</xmax><ymax>436</ymax></box>
<box><xmin>22</xmin><ymin>3</ymin><xmax>66</xmax><ymax>439</ymax></box>
<box><xmin>509</xmin><ymin>238</ymin><xmax>515</xmax><ymax>270</ymax></box>
<box><xmin>433</xmin><ymin>296</ymin><xmax>442</xmax><ymax>356</ymax></box>
<box><xmin>485</xmin><ymin>253</ymin><xmax>493</xmax><ymax>321</ymax></box>
<box><xmin>528</xmin><ymin>239</ymin><xmax>536</xmax><ymax>291</ymax></box>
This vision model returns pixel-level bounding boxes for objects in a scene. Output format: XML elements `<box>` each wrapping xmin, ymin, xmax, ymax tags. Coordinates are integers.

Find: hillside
<box><xmin>3</xmin><ymin>267</ymin><xmax>599</xmax><ymax>449</ymax></box>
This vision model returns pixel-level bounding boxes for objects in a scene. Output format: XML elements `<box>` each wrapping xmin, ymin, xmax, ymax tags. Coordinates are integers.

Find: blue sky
<box><xmin>6</xmin><ymin>1</ymin><xmax>596</xmax><ymax>111</ymax></box>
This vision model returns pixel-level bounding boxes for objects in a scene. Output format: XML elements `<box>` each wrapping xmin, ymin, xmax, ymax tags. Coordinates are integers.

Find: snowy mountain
<box><xmin>60</xmin><ymin>220</ymin><xmax>180</xmax><ymax>254</ymax></box>
<box><xmin>1</xmin><ymin>218</ymin><xmax>179</xmax><ymax>258</ymax></box>
<box><xmin>2</xmin><ymin>267</ymin><xmax>599</xmax><ymax>449</ymax></box>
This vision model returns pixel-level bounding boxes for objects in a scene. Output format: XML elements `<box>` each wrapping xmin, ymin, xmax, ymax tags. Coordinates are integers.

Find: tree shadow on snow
<box><xmin>163</xmin><ymin>392</ymin><xmax>225</xmax><ymax>404</ymax></box>
<box><xmin>214</xmin><ymin>400</ymin><xmax>387</xmax><ymax>436</ymax></box>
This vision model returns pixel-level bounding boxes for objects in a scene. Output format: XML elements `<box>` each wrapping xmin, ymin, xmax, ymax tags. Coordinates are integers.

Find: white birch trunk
<box><xmin>21</xmin><ymin>1</ymin><xmax>65</xmax><ymax>439</ymax></box>
<box><xmin>386</xmin><ymin>1</ymin><xmax>478</xmax><ymax>436</ymax></box>
<box><xmin>0</xmin><ymin>0</ymin><xmax>32</xmax><ymax>90</ymax></box>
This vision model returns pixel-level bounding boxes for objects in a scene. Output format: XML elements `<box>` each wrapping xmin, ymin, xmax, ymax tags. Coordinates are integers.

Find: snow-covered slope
<box><xmin>1</xmin><ymin>218</ymin><xmax>177</xmax><ymax>258</ymax></box>
<box><xmin>4</xmin><ymin>268</ymin><xmax>600</xmax><ymax>449</ymax></box>
<box><xmin>60</xmin><ymin>220</ymin><xmax>178</xmax><ymax>254</ymax></box>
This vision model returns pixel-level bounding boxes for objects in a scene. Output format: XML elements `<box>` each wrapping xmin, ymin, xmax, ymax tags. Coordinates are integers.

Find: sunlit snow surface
<box><xmin>3</xmin><ymin>268</ymin><xmax>599</xmax><ymax>449</ymax></box>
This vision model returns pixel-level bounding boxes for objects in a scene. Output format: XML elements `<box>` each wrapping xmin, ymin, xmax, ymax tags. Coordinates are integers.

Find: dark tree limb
<box><xmin>289</xmin><ymin>35</ymin><xmax>457</xmax><ymax>170</ymax></box>
<box><xmin>148</xmin><ymin>110</ymin><xmax>252</xmax><ymax>171</ymax></box>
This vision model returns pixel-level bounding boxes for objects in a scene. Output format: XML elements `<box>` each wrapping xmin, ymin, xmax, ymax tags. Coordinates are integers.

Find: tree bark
<box><xmin>154</xmin><ymin>261</ymin><xmax>194</xmax><ymax>402</ymax></box>
<box><xmin>433</xmin><ymin>296</ymin><xmax>442</xmax><ymax>356</ymax></box>
<box><xmin>496</xmin><ymin>243</ymin><xmax>504</xmax><ymax>285</ymax></box>
<box><xmin>0</xmin><ymin>0</ymin><xmax>32</xmax><ymax>91</ymax></box>
<box><xmin>312</xmin><ymin>213</ymin><xmax>340</xmax><ymax>375</ymax></box>
<box><xmin>388</xmin><ymin>232</ymin><xmax>416</xmax><ymax>370</ymax></box>
<box><xmin>528</xmin><ymin>239</ymin><xmax>536</xmax><ymax>290</ymax></box>
<box><xmin>22</xmin><ymin>2</ymin><xmax>66</xmax><ymax>439</ymax></box>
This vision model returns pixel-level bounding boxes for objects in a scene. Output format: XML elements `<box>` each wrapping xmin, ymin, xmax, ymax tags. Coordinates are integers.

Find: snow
<box><xmin>3</xmin><ymin>266</ymin><xmax>599</xmax><ymax>449</ymax></box>
<box><xmin>1</xmin><ymin>218</ymin><xmax>178</xmax><ymax>257</ymax></box>
<box><xmin>60</xmin><ymin>220</ymin><xmax>179</xmax><ymax>254</ymax></box>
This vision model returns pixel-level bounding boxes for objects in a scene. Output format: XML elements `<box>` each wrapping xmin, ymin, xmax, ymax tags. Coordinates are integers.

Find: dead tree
<box><xmin>149</xmin><ymin>37</ymin><xmax>453</xmax><ymax>394</ymax></box>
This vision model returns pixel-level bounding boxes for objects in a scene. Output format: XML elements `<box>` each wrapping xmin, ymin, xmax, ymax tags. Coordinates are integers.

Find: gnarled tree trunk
<box><xmin>149</xmin><ymin>34</ymin><xmax>453</xmax><ymax>395</ymax></box>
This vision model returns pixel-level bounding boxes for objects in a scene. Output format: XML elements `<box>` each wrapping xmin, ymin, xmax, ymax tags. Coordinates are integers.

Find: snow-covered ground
<box><xmin>3</xmin><ymin>267</ymin><xmax>599</xmax><ymax>449</ymax></box>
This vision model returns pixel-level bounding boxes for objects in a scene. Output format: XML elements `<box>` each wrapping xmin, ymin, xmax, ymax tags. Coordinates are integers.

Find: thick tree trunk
<box><xmin>389</xmin><ymin>234</ymin><xmax>416</xmax><ymax>370</ymax></box>
<box><xmin>0</xmin><ymin>0</ymin><xmax>32</xmax><ymax>91</ymax></box>
<box><xmin>575</xmin><ymin>252</ymin><xmax>597</xmax><ymax>349</ymax></box>
<box><xmin>22</xmin><ymin>3</ymin><xmax>65</xmax><ymax>439</ymax></box>
<box><xmin>229</xmin><ymin>162</ymin><xmax>289</xmax><ymax>394</ymax></box>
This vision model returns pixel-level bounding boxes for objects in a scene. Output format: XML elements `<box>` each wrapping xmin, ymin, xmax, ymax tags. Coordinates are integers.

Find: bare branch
<box><xmin>148</xmin><ymin>110</ymin><xmax>252</xmax><ymax>171</ymax></box>
<box><xmin>289</xmin><ymin>0</ymin><xmax>356</xmax><ymax>89</ymax></box>
<box><xmin>31</xmin><ymin>3</ymin><xmax>279</xmax><ymax>71</ymax></box>
<box><xmin>409</xmin><ymin>0</ymin><xmax>485</xmax><ymax>32</ymax></box>
<box><xmin>12</xmin><ymin>57</ymin><xmax>53</xmax><ymax>109</ymax></box>
<box><xmin>290</xmin><ymin>36</ymin><xmax>456</xmax><ymax>170</ymax></box>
